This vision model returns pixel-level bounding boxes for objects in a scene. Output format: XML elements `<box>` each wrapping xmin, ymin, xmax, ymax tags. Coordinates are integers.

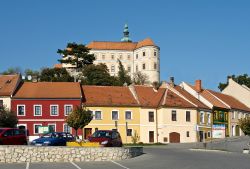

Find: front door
<box><xmin>235</xmin><ymin>125</ymin><xmax>240</xmax><ymax>136</ymax></box>
<box><xmin>149</xmin><ymin>131</ymin><xmax>154</xmax><ymax>143</ymax></box>
<box><xmin>84</xmin><ymin>128</ymin><xmax>92</xmax><ymax>139</ymax></box>
<box><xmin>199</xmin><ymin>131</ymin><xmax>204</xmax><ymax>142</ymax></box>
<box><xmin>169</xmin><ymin>132</ymin><xmax>180</xmax><ymax>143</ymax></box>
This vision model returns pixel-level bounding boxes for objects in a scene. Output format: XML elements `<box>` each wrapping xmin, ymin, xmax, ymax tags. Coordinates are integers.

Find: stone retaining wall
<box><xmin>0</xmin><ymin>146</ymin><xmax>143</xmax><ymax>163</ymax></box>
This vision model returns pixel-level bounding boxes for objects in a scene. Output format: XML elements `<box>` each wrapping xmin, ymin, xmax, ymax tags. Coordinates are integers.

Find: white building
<box><xmin>60</xmin><ymin>24</ymin><xmax>160</xmax><ymax>84</ymax></box>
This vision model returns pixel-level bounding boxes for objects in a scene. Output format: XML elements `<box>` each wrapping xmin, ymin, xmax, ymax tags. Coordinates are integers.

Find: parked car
<box><xmin>88</xmin><ymin>130</ymin><xmax>123</xmax><ymax>147</ymax></box>
<box><xmin>31</xmin><ymin>132</ymin><xmax>74</xmax><ymax>146</ymax></box>
<box><xmin>0</xmin><ymin>128</ymin><xmax>28</xmax><ymax>145</ymax></box>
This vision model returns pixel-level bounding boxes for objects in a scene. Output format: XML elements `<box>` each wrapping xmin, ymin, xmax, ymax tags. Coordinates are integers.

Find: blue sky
<box><xmin>0</xmin><ymin>0</ymin><xmax>249</xmax><ymax>90</ymax></box>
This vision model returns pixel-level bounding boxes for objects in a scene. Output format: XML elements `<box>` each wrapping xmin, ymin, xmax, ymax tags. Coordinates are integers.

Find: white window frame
<box><xmin>17</xmin><ymin>104</ymin><xmax>26</xmax><ymax>116</ymax></box>
<box><xmin>200</xmin><ymin>111</ymin><xmax>205</xmax><ymax>124</ymax></box>
<box><xmin>207</xmin><ymin>113</ymin><xmax>211</xmax><ymax>124</ymax></box>
<box><xmin>33</xmin><ymin>105</ymin><xmax>42</xmax><ymax>116</ymax></box>
<box><xmin>64</xmin><ymin>104</ymin><xmax>73</xmax><ymax>116</ymax></box>
<box><xmin>238</xmin><ymin>112</ymin><xmax>241</xmax><ymax>119</ymax></box>
<box><xmin>48</xmin><ymin>123</ymin><xmax>56</xmax><ymax>132</ymax></box>
<box><xmin>111</xmin><ymin>110</ymin><xmax>119</xmax><ymax>120</ymax></box>
<box><xmin>50</xmin><ymin>105</ymin><xmax>59</xmax><ymax>116</ymax></box>
<box><xmin>63</xmin><ymin>123</ymin><xmax>72</xmax><ymax>133</ymax></box>
<box><xmin>125</xmin><ymin>110</ymin><xmax>133</xmax><ymax>120</ymax></box>
<box><xmin>17</xmin><ymin>124</ymin><xmax>27</xmax><ymax>130</ymax></box>
<box><xmin>33</xmin><ymin>123</ymin><xmax>42</xmax><ymax>134</ymax></box>
<box><xmin>94</xmin><ymin>110</ymin><xmax>102</xmax><ymax>120</ymax></box>
<box><xmin>111</xmin><ymin>65</ymin><xmax>115</xmax><ymax>72</ymax></box>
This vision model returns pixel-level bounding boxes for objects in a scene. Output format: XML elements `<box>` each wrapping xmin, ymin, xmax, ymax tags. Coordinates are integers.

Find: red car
<box><xmin>88</xmin><ymin>130</ymin><xmax>123</xmax><ymax>147</ymax></box>
<box><xmin>0</xmin><ymin>128</ymin><xmax>28</xmax><ymax>145</ymax></box>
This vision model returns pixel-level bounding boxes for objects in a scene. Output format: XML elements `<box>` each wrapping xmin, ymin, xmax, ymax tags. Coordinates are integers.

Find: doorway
<box><xmin>149</xmin><ymin>131</ymin><xmax>154</xmax><ymax>143</ymax></box>
<box><xmin>84</xmin><ymin>128</ymin><xmax>92</xmax><ymax>139</ymax></box>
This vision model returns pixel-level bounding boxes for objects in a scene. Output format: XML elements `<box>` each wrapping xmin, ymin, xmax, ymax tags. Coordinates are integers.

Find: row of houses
<box><xmin>0</xmin><ymin>74</ymin><xmax>250</xmax><ymax>143</ymax></box>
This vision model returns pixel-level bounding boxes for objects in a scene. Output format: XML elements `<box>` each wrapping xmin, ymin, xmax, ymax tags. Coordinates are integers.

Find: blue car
<box><xmin>31</xmin><ymin>132</ymin><xmax>74</xmax><ymax>146</ymax></box>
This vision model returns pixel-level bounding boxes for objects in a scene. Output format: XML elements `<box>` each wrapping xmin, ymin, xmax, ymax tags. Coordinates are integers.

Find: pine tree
<box><xmin>117</xmin><ymin>59</ymin><xmax>131</xmax><ymax>86</ymax></box>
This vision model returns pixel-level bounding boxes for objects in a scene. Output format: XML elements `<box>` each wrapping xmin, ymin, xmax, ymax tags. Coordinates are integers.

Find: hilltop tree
<box><xmin>0</xmin><ymin>106</ymin><xmax>18</xmax><ymax>128</ymax></box>
<box><xmin>40</xmin><ymin>67</ymin><xmax>74</xmax><ymax>82</ymax></box>
<box><xmin>218</xmin><ymin>74</ymin><xmax>250</xmax><ymax>91</ymax></box>
<box><xmin>133</xmin><ymin>71</ymin><xmax>149</xmax><ymax>85</ymax></box>
<box><xmin>238</xmin><ymin>117</ymin><xmax>250</xmax><ymax>136</ymax></box>
<box><xmin>117</xmin><ymin>59</ymin><xmax>131</xmax><ymax>86</ymax></box>
<box><xmin>1</xmin><ymin>67</ymin><xmax>22</xmax><ymax>75</ymax></box>
<box><xmin>66</xmin><ymin>106</ymin><xmax>93</xmax><ymax>137</ymax></box>
<box><xmin>57</xmin><ymin>42</ymin><xmax>95</xmax><ymax>71</ymax></box>
<box><xmin>82</xmin><ymin>63</ymin><xmax>118</xmax><ymax>86</ymax></box>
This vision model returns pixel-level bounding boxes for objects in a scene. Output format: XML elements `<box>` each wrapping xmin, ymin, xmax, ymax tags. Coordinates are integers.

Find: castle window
<box><xmin>143</xmin><ymin>51</ymin><xmax>146</xmax><ymax>56</ymax></box>
<box><xmin>154</xmin><ymin>51</ymin><xmax>157</xmax><ymax>56</ymax></box>
<box><xmin>136</xmin><ymin>65</ymin><xmax>138</xmax><ymax>72</ymax></box>
<box><xmin>119</xmin><ymin>54</ymin><xmax>122</xmax><ymax>60</ymax></box>
<box><xmin>111</xmin><ymin>65</ymin><xmax>115</xmax><ymax>72</ymax></box>
<box><xmin>136</xmin><ymin>54</ymin><xmax>138</xmax><ymax>59</ymax></box>
<box><xmin>127</xmin><ymin>54</ymin><xmax>130</xmax><ymax>60</ymax></box>
<box><xmin>111</xmin><ymin>55</ymin><xmax>114</xmax><ymax>60</ymax></box>
<box><xmin>142</xmin><ymin>63</ymin><xmax>146</xmax><ymax>70</ymax></box>
<box><xmin>154</xmin><ymin>63</ymin><xmax>157</xmax><ymax>70</ymax></box>
<box><xmin>102</xmin><ymin>55</ymin><xmax>105</xmax><ymax>60</ymax></box>
<box><xmin>128</xmin><ymin>66</ymin><xmax>131</xmax><ymax>72</ymax></box>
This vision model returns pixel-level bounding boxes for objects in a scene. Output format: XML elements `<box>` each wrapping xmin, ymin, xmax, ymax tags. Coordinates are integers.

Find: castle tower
<box><xmin>121</xmin><ymin>24</ymin><xmax>132</xmax><ymax>42</ymax></box>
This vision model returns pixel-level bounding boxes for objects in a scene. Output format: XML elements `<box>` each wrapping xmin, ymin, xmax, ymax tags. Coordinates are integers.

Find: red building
<box><xmin>11</xmin><ymin>82</ymin><xmax>82</xmax><ymax>141</ymax></box>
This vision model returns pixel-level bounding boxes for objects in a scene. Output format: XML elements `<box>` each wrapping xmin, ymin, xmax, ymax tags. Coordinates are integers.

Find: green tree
<box><xmin>238</xmin><ymin>117</ymin><xmax>250</xmax><ymax>136</ymax></box>
<box><xmin>218</xmin><ymin>74</ymin><xmax>250</xmax><ymax>91</ymax></box>
<box><xmin>1</xmin><ymin>67</ymin><xmax>22</xmax><ymax>75</ymax></box>
<box><xmin>82</xmin><ymin>63</ymin><xmax>118</xmax><ymax>86</ymax></box>
<box><xmin>40</xmin><ymin>67</ymin><xmax>74</xmax><ymax>82</ymax></box>
<box><xmin>0</xmin><ymin>106</ymin><xmax>18</xmax><ymax>128</ymax></box>
<box><xmin>133</xmin><ymin>71</ymin><xmax>149</xmax><ymax>85</ymax></box>
<box><xmin>66</xmin><ymin>106</ymin><xmax>93</xmax><ymax>137</ymax></box>
<box><xmin>57</xmin><ymin>42</ymin><xmax>95</xmax><ymax>70</ymax></box>
<box><xmin>117</xmin><ymin>59</ymin><xmax>131</xmax><ymax>86</ymax></box>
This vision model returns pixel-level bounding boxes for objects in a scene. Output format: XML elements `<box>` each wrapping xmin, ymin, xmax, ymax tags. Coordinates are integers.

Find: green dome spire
<box><xmin>121</xmin><ymin>23</ymin><xmax>132</xmax><ymax>42</ymax></box>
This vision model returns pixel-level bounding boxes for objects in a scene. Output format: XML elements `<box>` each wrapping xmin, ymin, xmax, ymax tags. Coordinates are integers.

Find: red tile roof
<box><xmin>87</xmin><ymin>38</ymin><xmax>157</xmax><ymax>51</ymax></box>
<box><xmin>207</xmin><ymin>90</ymin><xmax>250</xmax><ymax>112</ymax></box>
<box><xmin>13</xmin><ymin>82</ymin><xmax>81</xmax><ymax>99</ymax></box>
<box><xmin>82</xmin><ymin>85</ymin><xmax>139</xmax><ymax>107</ymax></box>
<box><xmin>0</xmin><ymin>74</ymin><xmax>20</xmax><ymax>96</ymax></box>
<box><xmin>54</xmin><ymin>64</ymin><xmax>62</xmax><ymax>68</ymax></box>
<box><xmin>134</xmin><ymin>86</ymin><xmax>166</xmax><ymax>108</ymax></box>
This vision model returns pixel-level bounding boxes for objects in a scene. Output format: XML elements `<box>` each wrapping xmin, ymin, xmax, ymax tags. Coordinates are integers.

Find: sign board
<box><xmin>38</xmin><ymin>126</ymin><xmax>49</xmax><ymax>134</ymax></box>
<box><xmin>212</xmin><ymin>124</ymin><xmax>225</xmax><ymax>138</ymax></box>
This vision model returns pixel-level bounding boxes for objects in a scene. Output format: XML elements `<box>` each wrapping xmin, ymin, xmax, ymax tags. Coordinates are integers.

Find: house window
<box><xmin>48</xmin><ymin>124</ymin><xmax>56</xmax><ymax>132</ymax></box>
<box><xmin>64</xmin><ymin>124</ymin><xmax>71</xmax><ymax>133</ymax></box>
<box><xmin>50</xmin><ymin>105</ymin><xmax>59</xmax><ymax>116</ymax></box>
<box><xmin>208</xmin><ymin>131</ymin><xmax>211</xmax><ymax>138</ymax></box>
<box><xmin>186</xmin><ymin>131</ymin><xmax>190</xmax><ymax>137</ymax></box>
<box><xmin>238</xmin><ymin>112</ymin><xmax>241</xmax><ymax>119</ymax></box>
<box><xmin>64</xmin><ymin>105</ymin><xmax>73</xmax><ymax>116</ymax></box>
<box><xmin>0</xmin><ymin>100</ymin><xmax>3</xmax><ymax>108</ymax></box>
<box><xmin>200</xmin><ymin>112</ymin><xmax>204</xmax><ymax>123</ymax></box>
<box><xmin>112</xmin><ymin>111</ymin><xmax>119</xmax><ymax>120</ymax></box>
<box><xmin>125</xmin><ymin>111</ymin><xmax>132</xmax><ymax>120</ymax></box>
<box><xmin>154</xmin><ymin>63</ymin><xmax>157</xmax><ymax>70</ymax></box>
<box><xmin>128</xmin><ymin>66</ymin><xmax>131</xmax><ymax>72</ymax></box>
<box><xmin>207</xmin><ymin>113</ymin><xmax>211</xmax><ymax>124</ymax></box>
<box><xmin>111</xmin><ymin>55</ymin><xmax>114</xmax><ymax>60</ymax></box>
<box><xmin>143</xmin><ymin>51</ymin><xmax>145</xmax><ymax>56</ymax></box>
<box><xmin>94</xmin><ymin>111</ymin><xmax>102</xmax><ymax>120</ymax></box>
<box><xmin>34</xmin><ymin>124</ymin><xmax>42</xmax><ymax>134</ymax></box>
<box><xmin>186</xmin><ymin>111</ymin><xmax>190</xmax><ymax>122</ymax></box>
<box><xmin>17</xmin><ymin>105</ymin><xmax>25</xmax><ymax>116</ymax></box>
<box><xmin>172</xmin><ymin>110</ymin><xmax>177</xmax><ymax>121</ymax></box>
<box><xmin>148</xmin><ymin>111</ymin><xmax>154</xmax><ymax>122</ymax></box>
<box><xmin>34</xmin><ymin>105</ymin><xmax>42</xmax><ymax>116</ymax></box>
<box><xmin>127</xmin><ymin>129</ymin><xmax>132</xmax><ymax>136</ymax></box>
<box><xmin>111</xmin><ymin>65</ymin><xmax>115</xmax><ymax>72</ymax></box>
<box><xmin>136</xmin><ymin>54</ymin><xmax>138</xmax><ymax>59</ymax></box>
<box><xmin>142</xmin><ymin>63</ymin><xmax>146</xmax><ymax>70</ymax></box>
<box><xmin>102</xmin><ymin>55</ymin><xmax>105</xmax><ymax>60</ymax></box>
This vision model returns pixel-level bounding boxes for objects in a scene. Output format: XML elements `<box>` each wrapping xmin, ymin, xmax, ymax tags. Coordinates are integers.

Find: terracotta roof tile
<box><xmin>208</xmin><ymin>90</ymin><xmax>250</xmax><ymax>112</ymax></box>
<box><xmin>0</xmin><ymin>74</ymin><xmax>20</xmax><ymax>96</ymax></box>
<box><xmin>82</xmin><ymin>85</ymin><xmax>138</xmax><ymax>106</ymax></box>
<box><xmin>13</xmin><ymin>82</ymin><xmax>81</xmax><ymax>99</ymax></box>
<box><xmin>174</xmin><ymin>86</ymin><xmax>210</xmax><ymax>110</ymax></box>
<box><xmin>87</xmin><ymin>38</ymin><xmax>157</xmax><ymax>51</ymax></box>
<box><xmin>54</xmin><ymin>64</ymin><xmax>62</xmax><ymax>68</ymax></box>
<box><xmin>134</xmin><ymin>86</ymin><xmax>165</xmax><ymax>108</ymax></box>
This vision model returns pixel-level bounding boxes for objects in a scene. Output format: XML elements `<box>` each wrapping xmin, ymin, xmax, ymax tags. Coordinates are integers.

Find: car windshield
<box><xmin>42</xmin><ymin>133</ymin><xmax>63</xmax><ymax>138</ymax></box>
<box><xmin>92</xmin><ymin>131</ymin><xmax>111</xmax><ymax>138</ymax></box>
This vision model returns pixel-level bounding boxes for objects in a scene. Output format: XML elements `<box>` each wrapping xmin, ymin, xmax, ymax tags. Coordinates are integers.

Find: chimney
<box><xmin>195</xmin><ymin>80</ymin><xmax>202</xmax><ymax>92</ymax></box>
<box><xmin>170</xmin><ymin>77</ymin><xmax>175</xmax><ymax>87</ymax></box>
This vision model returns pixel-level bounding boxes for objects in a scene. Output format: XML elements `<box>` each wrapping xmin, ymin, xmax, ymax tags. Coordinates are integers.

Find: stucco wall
<box><xmin>0</xmin><ymin>97</ymin><xmax>11</xmax><ymax>110</ymax></box>
<box><xmin>0</xmin><ymin>146</ymin><xmax>143</xmax><ymax>163</ymax></box>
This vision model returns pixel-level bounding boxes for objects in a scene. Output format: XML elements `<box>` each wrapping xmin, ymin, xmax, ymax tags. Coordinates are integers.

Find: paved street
<box><xmin>1</xmin><ymin>145</ymin><xmax>250</xmax><ymax>169</ymax></box>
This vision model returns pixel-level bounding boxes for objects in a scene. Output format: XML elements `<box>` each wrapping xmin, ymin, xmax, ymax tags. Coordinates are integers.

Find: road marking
<box><xmin>110</xmin><ymin>160</ymin><xmax>130</xmax><ymax>169</ymax></box>
<box><xmin>26</xmin><ymin>162</ymin><xmax>30</xmax><ymax>169</ymax></box>
<box><xmin>70</xmin><ymin>161</ymin><xmax>82</xmax><ymax>169</ymax></box>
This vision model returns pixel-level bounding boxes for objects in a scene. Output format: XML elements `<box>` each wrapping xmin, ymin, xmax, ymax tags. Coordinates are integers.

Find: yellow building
<box><xmin>82</xmin><ymin>85</ymin><xmax>140</xmax><ymax>143</ymax></box>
